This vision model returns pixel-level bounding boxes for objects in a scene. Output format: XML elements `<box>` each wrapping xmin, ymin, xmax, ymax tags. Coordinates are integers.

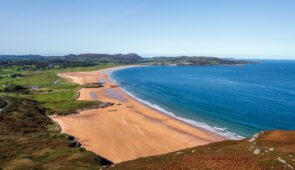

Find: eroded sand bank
<box><xmin>51</xmin><ymin>66</ymin><xmax>226</xmax><ymax>163</ymax></box>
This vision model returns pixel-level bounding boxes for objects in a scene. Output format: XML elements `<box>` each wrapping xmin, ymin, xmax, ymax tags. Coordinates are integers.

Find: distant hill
<box><xmin>0</xmin><ymin>55</ymin><xmax>45</xmax><ymax>61</ymax></box>
<box><xmin>113</xmin><ymin>130</ymin><xmax>295</xmax><ymax>170</ymax></box>
<box><xmin>61</xmin><ymin>53</ymin><xmax>143</xmax><ymax>63</ymax></box>
<box><xmin>0</xmin><ymin>53</ymin><xmax>252</xmax><ymax>68</ymax></box>
<box><xmin>0</xmin><ymin>53</ymin><xmax>143</xmax><ymax>69</ymax></box>
<box><xmin>0</xmin><ymin>53</ymin><xmax>143</xmax><ymax>63</ymax></box>
<box><xmin>144</xmin><ymin>56</ymin><xmax>253</xmax><ymax>66</ymax></box>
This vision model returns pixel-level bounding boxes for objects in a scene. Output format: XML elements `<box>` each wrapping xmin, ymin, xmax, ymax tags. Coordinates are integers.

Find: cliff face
<box><xmin>112</xmin><ymin>130</ymin><xmax>295</xmax><ymax>170</ymax></box>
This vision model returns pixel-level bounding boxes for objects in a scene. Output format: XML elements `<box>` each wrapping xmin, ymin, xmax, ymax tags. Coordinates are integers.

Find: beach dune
<box><xmin>51</xmin><ymin>66</ymin><xmax>225</xmax><ymax>163</ymax></box>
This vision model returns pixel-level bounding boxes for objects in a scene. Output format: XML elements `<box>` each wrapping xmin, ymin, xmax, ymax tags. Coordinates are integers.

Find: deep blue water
<box><xmin>112</xmin><ymin>60</ymin><xmax>295</xmax><ymax>138</ymax></box>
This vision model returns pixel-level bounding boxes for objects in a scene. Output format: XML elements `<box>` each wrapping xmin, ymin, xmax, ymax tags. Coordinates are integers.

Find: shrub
<box><xmin>9</xmin><ymin>73</ymin><xmax>24</xmax><ymax>78</ymax></box>
<box><xmin>0</xmin><ymin>98</ymin><xmax>7</xmax><ymax>108</ymax></box>
<box><xmin>3</xmin><ymin>84</ymin><xmax>29</xmax><ymax>94</ymax></box>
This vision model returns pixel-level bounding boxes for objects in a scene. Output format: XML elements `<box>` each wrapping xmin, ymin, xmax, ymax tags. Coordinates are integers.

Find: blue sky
<box><xmin>0</xmin><ymin>0</ymin><xmax>294</xmax><ymax>59</ymax></box>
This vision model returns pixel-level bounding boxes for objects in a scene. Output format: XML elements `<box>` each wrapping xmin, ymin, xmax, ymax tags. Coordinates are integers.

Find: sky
<box><xmin>0</xmin><ymin>0</ymin><xmax>294</xmax><ymax>59</ymax></box>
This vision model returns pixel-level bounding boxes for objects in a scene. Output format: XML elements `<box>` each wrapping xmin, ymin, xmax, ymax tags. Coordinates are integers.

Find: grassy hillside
<box><xmin>112</xmin><ymin>130</ymin><xmax>295</xmax><ymax>170</ymax></box>
<box><xmin>0</xmin><ymin>97</ymin><xmax>112</xmax><ymax>169</ymax></box>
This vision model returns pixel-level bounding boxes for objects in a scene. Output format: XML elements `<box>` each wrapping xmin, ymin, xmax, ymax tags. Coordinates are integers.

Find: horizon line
<box><xmin>0</xmin><ymin>53</ymin><xmax>294</xmax><ymax>60</ymax></box>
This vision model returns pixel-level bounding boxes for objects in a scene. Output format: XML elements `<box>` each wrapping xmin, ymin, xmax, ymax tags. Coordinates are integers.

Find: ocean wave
<box><xmin>111</xmin><ymin>77</ymin><xmax>243</xmax><ymax>140</ymax></box>
<box><xmin>122</xmin><ymin>87</ymin><xmax>243</xmax><ymax>140</ymax></box>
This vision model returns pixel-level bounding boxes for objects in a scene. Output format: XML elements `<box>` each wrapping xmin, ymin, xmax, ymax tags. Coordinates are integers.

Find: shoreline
<box><xmin>109</xmin><ymin>65</ymin><xmax>242</xmax><ymax>139</ymax></box>
<box><xmin>51</xmin><ymin>65</ymin><xmax>226</xmax><ymax>163</ymax></box>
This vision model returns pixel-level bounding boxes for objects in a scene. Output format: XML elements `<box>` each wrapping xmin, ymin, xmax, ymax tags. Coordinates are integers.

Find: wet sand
<box><xmin>51</xmin><ymin>66</ymin><xmax>226</xmax><ymax>163</ymax></box>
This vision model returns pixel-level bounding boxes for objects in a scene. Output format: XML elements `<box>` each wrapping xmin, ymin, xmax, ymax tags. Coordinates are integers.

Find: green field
<box><xmin>0</xmin><ymin>64</ymin><xmax>116</xmax><ymax>115</ymax></box>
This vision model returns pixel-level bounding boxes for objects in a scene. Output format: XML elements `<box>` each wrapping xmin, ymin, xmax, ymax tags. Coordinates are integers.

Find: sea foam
<box><xmin>110</xmin><ymin>69</ymin><xmax>243</xmax><ymax>140</ymax></box>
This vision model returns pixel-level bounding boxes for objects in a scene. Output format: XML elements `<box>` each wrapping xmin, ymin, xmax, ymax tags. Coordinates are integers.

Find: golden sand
<box><xmin>51</xmin><ymin>66</ymin><xmax>225</xmax><ymax>163</ymax></box>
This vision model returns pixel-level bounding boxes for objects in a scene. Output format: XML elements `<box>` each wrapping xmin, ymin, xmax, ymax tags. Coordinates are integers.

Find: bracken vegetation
<box><xmin>111</xmin><ymin>130</ymin><xmax>295</xmax><ymax>170</ymax></box>
<box><xmin>0</xmin><ymin>97</ymin><xmax>112</xmax><ymax>170</ymax></box>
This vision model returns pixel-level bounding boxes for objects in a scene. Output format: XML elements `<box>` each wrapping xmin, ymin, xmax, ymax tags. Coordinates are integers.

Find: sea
<box><xmin>111</xmin><ymin>60</ymin><xmax>295</xmax><ymax>139</ymax></box>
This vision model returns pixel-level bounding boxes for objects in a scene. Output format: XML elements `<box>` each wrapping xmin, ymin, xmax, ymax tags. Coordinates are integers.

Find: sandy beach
<box><xmin>51</xmin><ymin>65</ymin><xmax>226</xmax><ymax>163</ymax></box>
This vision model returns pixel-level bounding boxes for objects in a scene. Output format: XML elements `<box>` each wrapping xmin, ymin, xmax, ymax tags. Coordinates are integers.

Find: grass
<box><xmin>0</xmin><ymin>64</ymin><xmax>116</xmax><ymax>115</ymax></box>
<box><xmin>42</xmin><ymin>100</ymin><xmax>100</xmax><ymax>114</ymax></box>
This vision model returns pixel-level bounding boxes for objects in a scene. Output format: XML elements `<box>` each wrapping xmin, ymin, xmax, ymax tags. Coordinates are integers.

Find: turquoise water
<box><xmin>112</xmin><ymin>60</ymin><xmax>295</xmax><ymax>138</ymax></box>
